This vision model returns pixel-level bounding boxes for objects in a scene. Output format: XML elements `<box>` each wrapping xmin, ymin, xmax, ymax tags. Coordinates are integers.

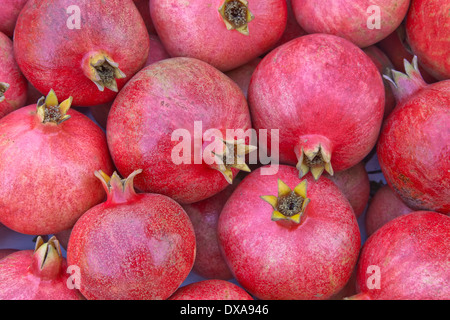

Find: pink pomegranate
<box><xmin>107</xmin><ymin>57</ymin><xmax>255</xmax><ymax>204</ymax></box>
<box><xmin>0</xmin><ymin>90</ymin><xmax>114</xmax><ymax>235</ymax></box>
<box><xmin>365</xmin><ymin>184</ymin><xmax>414</xmax><ymax>237</ymax></box>
<box><xmin>378</xmin><ymin>57</ymin><xmax>450</xmax><ymax>214</ymax></box>
<box><xmin>14</xmin><ymin>0</ymin><xmax>150</xmax><ymax>107</ymax></box>
<box><xmin>218</xmin><ymin>164</ymin><xmax>361</xmax><ymax>300</ymax></box>
<box><xmin>291</xmin><ymin>0</ymin><xmax>410</xmax><ymax>48</ymax></box>
<box><xmin>0</xmin><ymin>236</ymin><xmax>83</xmax><ymax>300</ymax></box>
<box><xmin>0</xmin><ymin>0</ymin><xmax>28</xmax><ymax>38</ymax></box>
<box><xmin>145</xmin><ymin>34</ymin><xmax>171</xmax><ymax>66</ymax></box>
<box><xmin>0</xmin><ymin>31</ymin><xmax>27</xmax><ymax>119</ymax></box>
<box><xmin>150</xmin><ymin>0</ymin><xmax>287</xmax><ymax>71</ymax></box>
<box><xmin>225</xmin><ymin>58</ymin><xmax>261</xmax><ymax>99</ymax></box>
<box><xmin>169</xmin><ymin>280</ymin><xmax>254</xmax><ymax>300</ymax></box>
<box><xmin>349</xmin><ymin>211</ymin><xmax>450</xmax><ymax>300</ymax></box>
<box><xmin>406</xmin><ymin>0</ymin><xmax>450</xmax><ymax>80</ymax></box>
<box><xmin>67</xmin><ymin>170</ymin><xmax>196</xmax><ymax>300</ymax></box>
<box><xmin>248</xmin><ymin>34</ymin><xmax>385</xmax><ymax>181</ymax></box>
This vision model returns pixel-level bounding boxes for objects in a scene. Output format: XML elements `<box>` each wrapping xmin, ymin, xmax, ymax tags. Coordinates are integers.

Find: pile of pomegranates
<box><xmin>0</xmin><ymin>0</ymin><xmax>448</xmax><ymax>302</ymax></box>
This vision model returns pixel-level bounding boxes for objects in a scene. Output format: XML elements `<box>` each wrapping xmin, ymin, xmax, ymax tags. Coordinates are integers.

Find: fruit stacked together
<box><xmin>0</xmin><ymin>0</ymin><xmax>448</xmax><ymax>300</ymax></box>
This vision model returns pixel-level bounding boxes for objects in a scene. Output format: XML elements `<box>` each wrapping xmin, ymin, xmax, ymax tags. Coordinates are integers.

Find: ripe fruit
<box><xmin>291</xmin><ymin>0</ymin><xmax>410</xmax><ymax>48</ymax></box>
<box><xmin>67</xmin><ymin>170</ymin><xmax>196</xmax><ymax>300</ymax></box>
<box><xmin>150</xmin><ymin>0</ymin><xmax>288</xmax><ymax>71</ymax></box>
<box><xmin>145</xmin><ymin>34</ymin><xmax>170</xmax><ymax>66</ymax></box>
<box><xmin>406</xmin><ymin>0</ymin><xmax>450</xmax><ymax>80</ymax></box>
<box><xmin>107</xmin><ymin>57</ymin><xmax>255</xmax><ymax>204</ymax></box>
<box><xmin>350</xmin><ymin>211</ymin><xmax>450</xmax><ymax>300</ymax></box>
<box><xmin>0</xmin><ymin>0</ymin><xmax>28</xmax><ymax>38</ymax></box>
<box><xmin>14</xmin><ymin>0</ymin><xmax>150</xmax><ymax>106</ymax></box>
<box><xmin>218</xmin><ymin>165</ymin><xmax>361</xmax><ymax>300</ymax></box>
<box><xmin>225</xmin><ymin>58</ymin><xmax>261</xmax><ymax>99</ymax></box>
<box><xmin>0</xmin><ymin>249</ymin><xmax>17</xmax><ymax>260</ymax></box>
<box><xmin>248</xmin><ymin>34</ymin><xmax>385</xmax><ymax>181</ymax></box>
<box><xmin>0</xmin><ymin>31</ymin><xmax>27</xmax><ymax>119</ymax></box>
<box><xmin>169</xmin><ymin>280</ymin><xmax>253</xmax><ymax>300</ymax></box>
<box><xmin>378</xmin><ymin>57</ymin><xmax>450</xmax><ymax>214</ymax></box>
<box><xmin>0</xmin><ymin>90</ymin><xmax>114</xmax><ymax>235</ymax></box>
<box><xmin>0</xmin><ymin>236</ymin><xmax>83</xmax><ymax>300</ymax></box>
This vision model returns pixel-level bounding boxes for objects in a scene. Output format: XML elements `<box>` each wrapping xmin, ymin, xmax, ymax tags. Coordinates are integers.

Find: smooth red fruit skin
<box><xmin>169</xmin><ymin>280</ymin><xmax>253</xmax><ymax>300</ymax></box>
<box><xmin>291</xmin><ymin>0</ymin><xmax>410</xmax><ymax>48</ymax></box>
<box><xmin>353</xmin><ymin>211</ymin><xmax>450</xmax><ymax>300</ymax></box>
<box><xmin>377</xmin><ymin>80</ymin><xmax>450</xmax><ymax>214</ymax></box>
<box><xmin>13</xmin><ymin>0</ymin><xmax>150</xmax><ymax>107</ymax></box>
<box><xmin>406</xmin><ymin>0</ymin><xmax>450</xmax><ymax>80</ymax></box>
<box><xmin>67</xmin><ymin>193</ymin><xmax>196</xmax><ymax>300</ymax></box>
<box><xmin>218</xmin><ymin>165</ymin><xmax>361</xmax><ymax>300</ymax></box>
<box><xmin>248</xmin><ymin>34</ymin><xmax>385</xmax><ymax>174</ymax></box>
<box><xmin>0</xmin><ymin>105</ymin><xmax>114</xmax><ymax>235</ymax></box>
<box><xmin>0</xmin><ymin>32</ymin><xmax>27</xmax><ymax>119</ymax></box>
<box><xmin>0</xmin><ymin>0</ymin><xmax>28</xmax><ymax>38</ymax></box>
<box><xmin>150</xmin><ymin>0</ymin><xmax>287</xmax><ymax>72</ymax></box>
<box><xmin>107</xmin><ymin>57</ymin><xmax>253</xmax><ymax>204</ymax></box>
<box><xmin>225</xmin><ymin>58</ymin><xmax>261</xmax><ymax>99</ymax></box>
<box><xmin>365</xmin><ymin>184</ymin><xmax>413</xmax><ymax>237</ymax></box>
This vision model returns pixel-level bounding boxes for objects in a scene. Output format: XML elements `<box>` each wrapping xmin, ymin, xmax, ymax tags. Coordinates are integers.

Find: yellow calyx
<box><xmin>297</xmin><ymin>145</ymin><xmax>334</xmax><ymax>181</ymax></box>
<box><xmin>87</xmin><ymin>53</ymin><xmax>126</xmax><ymax>93</ymax></box>
<box><xmin>0</xmin><ymin>82</ymin><xmax>10</xmax><ymax>102</ymax></box>
<box><xmin>218</xmin><ymin>0</ymin><xmax>255</xmax><ymax>36</ymax></box>
<box><xmin>36</xmin><ymin>89</ymin><xmax>73</xmax><ymax>124</ymax></box>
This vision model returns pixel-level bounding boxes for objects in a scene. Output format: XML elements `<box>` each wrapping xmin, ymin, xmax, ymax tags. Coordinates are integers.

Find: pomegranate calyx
<box><xmin>261</xmin><ymin>179</ymin><xmax>310</xmax><ymax>224</ymax></box>
<box><xmin>218</xmin><ymin>0</ymin><xmax>255</xmax><ymax>36</ymax></box>
<box><xmin>31</xmin><ymin>236</ymin><xmax>64</xmax><ymax>280</ymax></box>
<box><xmin>36</xmin><ymin>89</ymin><xmax>73</xmax><ymax>124</ymax></box>
<box><xmin>211</xmin><ymin>138</ymin><xmax>257</xmax><ymax>184</ymax></box>
<box><xmin>95</xmin><ymin>169</ymin><xmax>142</xmax><ymax>204</ymax></box>
<box><xmin>84</xmin><ymin>52</ymin><xmax>126</xmax><ymax>93</ymax></box>
<box><xmin>296</xmin><ymin>144</ymin><xmax>333</xmax><ymax>181</ymax></box>
<box><xmin>0</xmin><ymin>82</ymin><xmax>10</xmax><ymax>102</ymax></box>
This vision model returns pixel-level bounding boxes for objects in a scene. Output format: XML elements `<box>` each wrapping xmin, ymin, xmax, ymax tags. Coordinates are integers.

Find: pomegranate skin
<box><xmin>0</xmin><ymin>249</ymin><xmax>17</xmax><ymax>260</ymax></box>
<box><xmin>0</xmin><ymin>32</ymin><xmax>27</xmax><ymax>119</ymax></box>
<box><xmin>0</xmin><ymin>105</ymin><xmax>114</xmax><ymax>235</ymax></box>
<box><xmin>406</xmin><ymin>0</ymin><xmax>450</xmax><ymax>80</ymax></box>
<box><xmin>0</xmin><ymin>0</ymin><xmax>28</xmax><ymax>38</ymax></box>
<box><xmin>13</xmin><ymin>0</ymin><xmax>150</xmax><ymax>107</ymax></box>
<box><xmin>365</xmin><ymin>184</ymin><xmax>414</xmax><ymax>237</ymax></box>
<box><xmin>352</xmin><ymin>211</ymin><xmax>450</xmax><ymax>300</ymax></box>
<box><xmin>248</xmin><ymin>34</ymin><xmax>385</xmax><ymax>178</ymax></box>
<box><xmin>377</xmin><ymin>80</ymin><xmax>450</xmax><ymax>214</ymax></box>
<box><xmin>67</xmin><ymin>189</ymin><xmax>196</xmax><ymax>300</ymax></box>
<box><xmin>150</xmin><ymin>0</ymin><xmax>287</xmax><ymax>72</ymax></box>
<box><xmin>169</xmin><ymin>280</ymin><xmax>253</xmax><ymax>300</ymax></box>
<box><xmin>107</xmin><ymin>57</ymin><xmax>253</xmax><ymax>204</ymax></box>
<box><xmin>291</xmin><ymin>0</ymin><xmax>410</xmax><ymax>48</ymax></box>
<box><xmin>225</xmin><ymin>58</ymin><xmax>262</xmax><ymax>99</ymax></box>
<box><xmin>218</xmin><ymin>165</ymin><xmax>361</xmax><ymax>300</ymax></box>
<box><xmin>145</xmin><ymin>34</ymin><xmax>171</xmax><ymax>66</ymax></box>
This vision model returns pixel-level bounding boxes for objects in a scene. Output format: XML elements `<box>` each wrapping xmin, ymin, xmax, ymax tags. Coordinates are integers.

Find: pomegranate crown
<box><xmin>36</xmin><ymin>89</ymin><xmax>73</xmax><ymax>124</ymax></box>
<box><xmin>95</xmin><ymin>169</ymin><xmax>143</xmax><ymax>203</ymax></box>
<box><xmin>0</xmin><ymin>82</ymin><xmax>10</xmax><ymax>102</ymax></box>
<box><xmin>31</xmin><ymin>236</ymin><xmax>64</xmax><ymax>280</ymax></box>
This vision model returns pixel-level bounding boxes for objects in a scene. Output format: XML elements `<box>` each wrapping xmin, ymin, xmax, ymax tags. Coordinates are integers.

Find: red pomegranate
<box><xmin>349</xmin><ymin>211</ymin><xmax>450</xmax><ymax>300</ymax></box>
<box><xmin>14</xmin><ymin>0</ymin><xmax>149</xmax><ymax>107</ymax></box>
<box><xmin>291</xmin><ymin>0</ymin><xmax>410</xmax><ymax>48</ymax></box>
<box><xmin>107</xmin><ymin>57</ymin><xmax>255</xmax><ymax>204</ymax></box>
<box><xmin>406</xmin><ymin>0</ymin><xmax>450</xmax><ymax>80</ymax></box>
<box><xmin>218</xmin><ymin>165</ymin><xmax>361</xmax><ymax>300</ymax></box>
<box><xmin>67</xmin><ymin>170</ymin><xmax>196</xmax><ymax>300</ymax></box>
<box><xmin>0</xmin><ymin>0</ymin><xmax>28</xmax><ymax>38</ymax></box>
<box><xmin>150</xmin><ymin>0</ymin><xmax>287</xmax><ymax>71</ymax></box>
<box><xmin>169</xmin><ymin>280</ymin><xmax>254</xmax><ymax>300</ymax></box>
<box><xmin>0</xmin><ymin>90</ymin><xmax>114</xmax><ymax>235</ymax></box>
<box><xmin>145</xmin><ymin>34</ymin><xmax>171</xmax><ymax>66</ymax></box>
<box><xmin>378</xmin><ymin>57</ymin><xmax>450</xmax><ymax>214</ymax></box>
<box><xmin>365</xmin><ymin>184</ymin><xmax>413</xmax><ymax>237</ymax></box>
<box><xmin>0</xmin><ymin>31</ymin><xmax>27</xmax><ymax>119</ymax></box>
<box><xmin>225</xmin><ymin>58</ymin><xmax>261</xmax><ymax>99</ymax></box>
<box><xmin>248</xmin><ymin>34</ymin><xmax>385</xmax><ymax>181</ymax></box>
<box><xmin>0</xmin><ymin>236</ymin><xmax>83</xmax><ymax>300</ymax></box>
<box><xmin>133</xmin><ymin>0</ymin><xmax>157</xmax><ymax>35</ymax></box>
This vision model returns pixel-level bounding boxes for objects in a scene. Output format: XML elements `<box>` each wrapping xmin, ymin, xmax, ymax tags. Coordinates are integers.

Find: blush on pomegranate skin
<box><xmin>150</xmin><ymin>0</ymin><xmax>288</xmax><ymax>72</ymax></box>
<box><xmin>218</xmin><ymin>164</ymin><xmax>361</xmax><ymax>300</ymax></box>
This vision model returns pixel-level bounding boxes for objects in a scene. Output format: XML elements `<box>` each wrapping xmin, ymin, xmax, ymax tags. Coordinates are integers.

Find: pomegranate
<box><xmin>0</xmin><ymin>90</ymin><xmax>114</xmax><ymax>235</ymax></box>
<box><xmin>67</xmin><ymin>170</ymin><xmax>196</xmax><ymax>300</ymax></box>
<box><xmin>225</xmin><ymin>58</ymin><xmax>261</xmax><ymax>99</ymax></box>
<box><xmin>169</xmin><ymin>280</ymin><xmax>254</xmax><ymax>300</ymax></box>
<box><xmin>0</xmin><ymin>0</ymin><xmax>28</xmax><ymax>38</ymax></box>
<box><xmin>0</xmin><ymin>236</ymin><xmax>83</xmax><ymax>300</ymax></box>
<box><xmin>14</xmin><ymin>0</ymin><xmax>150</xmax><ymax>107</ymax></box>
<box><xmin>248</xmin><ymin>34</ymin><xmax>385</xmax><ymax>181</ymax></box>
<box><xmin>107</xmin><ymin>57</ymin><xmax>256</xmax><ymax>204</ymax></box>
<box><xmin>218</xmin><ymin>164</ymin><xmax>361</xmax><ymax>300</ymax></box>
<box><xmin>291</xmin><ymin>0</ymin><xmax>410</xmax><ymax>48</ymax></box>
<box><xmin>365</xmin><ymin>184</ymin><xmax>414</xmax><ymax>237</ymax></box>
<box><xmin>349</xmin><ymin>211</ymin><xmax>450</xmax><ymax>300</ymax></box>
<box><xmin>378</xmin><ymin>57</ymin><xmax>450</xmax><ymax>214</ymax></box>
<box><xmin>0</xmin><ymin>31</ymin><xmax>27</xmax><ymax>119</ymax></box>
<box><xmin>145</xmin><ymin>34</ymin><xmax>171</xmax><ymax>66</ymax></box>
<box><xmin>0</xmin><ymin>249</ymin><xmax>17</xmax><ymax>260</ymax></box>
<box><xmin>150</xmin><ymin>0</ymin><xmax>287</xmax><ymax>71</ymax></box>
<box><xmin>134</xmin><ymin>0</ymin><xmax>157</xmax><ymax>35</ymax></box>
<box><xmin>406</xmin><ymin>0</ymin><xmax>450</xmax><ymax>80</ymax></box>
